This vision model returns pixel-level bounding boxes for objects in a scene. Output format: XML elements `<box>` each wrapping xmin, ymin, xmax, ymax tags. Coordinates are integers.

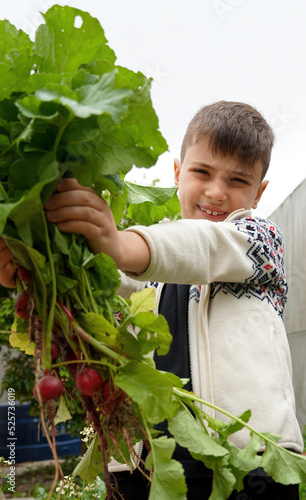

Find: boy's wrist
<box><xmin>118</xmin><ymin>230</ymin><xmax>151</xmax><ymax>275</ymax></box>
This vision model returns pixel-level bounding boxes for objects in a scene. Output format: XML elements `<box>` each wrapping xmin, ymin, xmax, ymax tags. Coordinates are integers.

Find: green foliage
<box><xmin>33</xmin><ymin>476</ymin><xmax>107</xmax><ymax>499</ymax></box>
<box><xmin>0</xmin><ymin>295</ymin><xmax>15</xmax><ymax>343</ymax></box>
<box><xmin>0</xmin><ymin>349</ymin><xmax>35</xmax><ymax>403</ymax></box>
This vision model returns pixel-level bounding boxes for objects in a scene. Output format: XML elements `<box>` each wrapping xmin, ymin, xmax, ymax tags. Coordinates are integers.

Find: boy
<box><xmin>0</xmin><ymin>101</ymin><xmax>303</xmax><ymax>499</ymax></box>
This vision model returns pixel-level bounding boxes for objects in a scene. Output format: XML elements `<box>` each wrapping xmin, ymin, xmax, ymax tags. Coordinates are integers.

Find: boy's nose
<box><xmin>205</xmin><ymin>182</ymin><xmax>227</xmax><ymax>201</ymax></box>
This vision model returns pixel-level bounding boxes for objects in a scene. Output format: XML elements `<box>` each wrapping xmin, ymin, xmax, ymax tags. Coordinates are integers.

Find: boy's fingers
<box><xmin>0</xmin><ymin>241</ymin><xmax>14</xmax><ymax>265</ymax></box>
<box><xmin>46</xmin><ymin>206</ymin><xmax>104</xmax><ymax>226</ymax></box>
<box><xmin>55</xmin><ymin>177</ymin><xmax>94</xmax><ymax>193</ymax></box>
<box><xmin>0</xmin><ymin>239</ymin><xmax>16</xmax><ymax>287</ymax></box>
<box><xmin>0</xmin><ymin>237</ymin><xmax>9</xmax><ymax>250</ymax></box>
<box><xmin>0</xmin><ymin>262</ymin><xmax>16</xmax><ymax>288</ymax></box>
<box><xmin>45</xmin><ymin>188</ymin><xmax>104</xmax><ymax>211</ymax></box>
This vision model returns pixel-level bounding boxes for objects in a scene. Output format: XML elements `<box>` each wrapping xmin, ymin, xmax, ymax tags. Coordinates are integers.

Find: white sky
<box><xmin>2</xmin><ymin>0</ymin><xmax>306</xmax><ymax>218</ymax></box>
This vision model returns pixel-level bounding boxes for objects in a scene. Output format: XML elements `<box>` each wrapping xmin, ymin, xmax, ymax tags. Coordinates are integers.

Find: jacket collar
<box><xmin>223</xmin><ymin>208</ymin><xmax>252</xmax><ymax>223</ymax></box>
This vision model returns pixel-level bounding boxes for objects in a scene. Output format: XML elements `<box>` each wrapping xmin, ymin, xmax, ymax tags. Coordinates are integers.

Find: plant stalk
<box><xmin>173</xmin><ymin>387</ymin><xmax>303</xmax><ymax>456</ymax></box>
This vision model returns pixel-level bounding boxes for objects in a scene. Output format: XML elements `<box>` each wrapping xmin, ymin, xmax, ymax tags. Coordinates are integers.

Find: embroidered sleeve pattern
<box><xmin>210</xmin><ymin>217</ymin><xmax>288</xmax><ymax>317</ymax></box>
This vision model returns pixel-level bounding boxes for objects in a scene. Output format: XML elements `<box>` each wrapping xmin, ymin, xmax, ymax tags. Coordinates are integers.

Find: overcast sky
<box><xmin>2</xmin><ymin>0</ymin><xmax>306</xmax><ymax>218</ymax></box>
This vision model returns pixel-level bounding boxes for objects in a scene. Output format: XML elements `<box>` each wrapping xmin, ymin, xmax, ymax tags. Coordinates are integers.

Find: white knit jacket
<box><xmin>110</xmin><ymin>209</ymin><xmax>303</xmax><ymax>472</ymax></box>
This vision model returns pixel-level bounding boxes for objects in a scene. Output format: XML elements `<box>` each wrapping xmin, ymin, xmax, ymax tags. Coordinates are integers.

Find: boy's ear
<box><xmin>252</xmin><ymin>180</ymin><xmax>269</xmax><ymax>209</ymax></box>
<box><xmin>174</xmin><ymin>158</ymin><xmax>180</xmax><ymax>186</ymax></box>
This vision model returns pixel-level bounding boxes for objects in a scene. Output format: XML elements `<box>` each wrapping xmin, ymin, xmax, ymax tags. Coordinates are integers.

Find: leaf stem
<box><xmin>52</xmin><ymin>358</ymin><xmax>119</xmax><ymax>371</ymax></box>
<box><xmin>77</xmin><ymin>333</ymin><xmax>90</xmax><ymax>362</ymax></box>
<box><xmin>56</xmin><ymin>297</ymin><xmax>73</xmax><ymax>323</ymax></box>
<box><xmin>73</xmin><ymin>320</ymin><xmax>127</xmax><ymax>367</ymax></box>
<box><xmin>42</xmin><ymin>215</ymin><xmax>57</xmax><ymax>370</ymax></box>
<box><xmin>69</xmin><ymin>289</ymin><xmax>88</xmax><ymax>312</ymax></box>
<box><xmin>105</xmin><ymin>299</ymin><xmax>114</xmax><ymax>326</ymax></box>
<box><xmin>173</xmin><ymin>387</ymin><xmax>302</xmax><ymax>456</ymax></box>
<box><xmin>83</xmin><ymin>270</ymin><xmax>99</xmax><ymax>314</ymax></box>
<box><xmin>53</xmin><ymin>118</ymin><xmax>72</xmax><ymax>156</ymax></box>
<box><xmin>80</xmin><ymin>267</ymin><xmax>88</xmax><ymax>310</ymax></box>
<box><xmin>0</xmin><ymin>182</ymin><xmax>10</xmax><ymax>203</ymax></box>
<box><xmin>140</xmin><ymin>409</ymin><xmax>155</xmax><ymax>469</ymax></box>
<box><xmin>2</xmin><ymin>120</ymin><xmax>33</xmax><ymax>156</ymax></box>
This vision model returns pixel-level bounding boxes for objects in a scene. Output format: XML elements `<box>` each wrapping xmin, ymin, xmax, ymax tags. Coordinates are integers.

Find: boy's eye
<box><xmin>231</xmin><ymin>177</ymin><xmax>248</xmax><ymax>184</ymax></box>
<box><xmin>193</xmin><ymin>169</ymin><xmax>209</xmax><ymax>175</ymax></box>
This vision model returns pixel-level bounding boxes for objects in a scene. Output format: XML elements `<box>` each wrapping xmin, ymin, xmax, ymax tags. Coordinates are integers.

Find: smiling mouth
<box><xmin>199</xmin><ymin>206</ymin><xmax>226</xmax><ymax>216</ymax></box>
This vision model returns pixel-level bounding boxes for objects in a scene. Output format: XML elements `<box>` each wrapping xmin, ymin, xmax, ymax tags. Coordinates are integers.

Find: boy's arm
<box><xmin>123</xmin><ymin>216</ymin><xmax>285</xmax><ymax>288</ymax></box>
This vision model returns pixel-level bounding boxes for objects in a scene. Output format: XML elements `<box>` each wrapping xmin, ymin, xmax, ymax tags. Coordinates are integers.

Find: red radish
<box><xmin>76</xmin><ymin>366</ymin><xmax>103</xmax><ymax>396</ymax></box>
<box><xmin>15</xmin><ymin>293</ymin><xmax>29</xmax><ymax>319</ymax></box>
<box><xmin>17</xmin><ymin>266</ymin><xmax>31</xmax><ymax>283</ymax></box>
<box><xmin>51</xmin><ymin>341</ymin><xmax>60</xmax><ymax>362</ymax></box>
<box><xmin>33</xmin><ymin>375</ymin><xmax>64</xmax><ymax>402</ymax></box>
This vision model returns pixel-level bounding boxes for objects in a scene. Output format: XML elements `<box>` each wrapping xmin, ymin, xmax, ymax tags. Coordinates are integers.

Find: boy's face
<box><xmin>174</xmin><ymin>137</ymin><xmax>268</xmax><ymax>221</ymax></box>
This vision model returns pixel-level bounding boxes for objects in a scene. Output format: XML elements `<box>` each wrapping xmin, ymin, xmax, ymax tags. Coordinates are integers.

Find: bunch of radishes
<box><xmin>15</xmin><ymin>264</ymin><xmax>121</xmax><ymax>405</ymax></box>
<box><xmin>14</xmin><ymin>260</ymin><xmax>146</xmax><ymax>500</ymax></box>
<box><xmin>15</xmin><ymin>262</ymin><xmax>128</xmax><ymax>419</ymax></box>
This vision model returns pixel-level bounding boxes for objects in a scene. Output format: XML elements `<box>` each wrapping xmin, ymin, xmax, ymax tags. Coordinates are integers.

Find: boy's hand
<box><xmin>45</xmin><ymin>178</ymin><xmax>150</xmax><ymax>274</ymax></box>
<box><xmin>0</xmin><ymin>238</ymin><xmax>16</xmax><ymax>288</ymax></box>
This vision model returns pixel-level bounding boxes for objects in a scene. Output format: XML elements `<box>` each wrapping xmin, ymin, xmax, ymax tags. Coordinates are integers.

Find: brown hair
<box><xmin>180</xmin><ymin>101</ymin><xmax>274</xmax><ymax>180</ymax></box>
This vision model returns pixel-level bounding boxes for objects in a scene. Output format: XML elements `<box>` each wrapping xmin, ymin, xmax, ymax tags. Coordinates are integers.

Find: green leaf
<box><xmin>0</xmin><ymin>20</ymin><xmax>32</xmax><ymax>59</ymax></box>
<box><xmin>9</xmin><ymin>332</ymin><xmax>35</xmax><ymax>355</ymax></box>
<box><xmin>219</xmin><ymin>409</ymin><xmax>252</xmax><ymax>439</ymax></box>
<box><xmin>125</xmin><ymin>182</ymin><xmax>181</xmax><ymax>225</ymax></box>
<box><xmin>34</xmin><ymin>5</ymin><xmax>116</xmax><ymax>74</ymax></box>
<box><xmin>233</xmin><ymin>432</ymin><xmax>262</xmax><ymax>470</ymax></box>
<box><xmin>168</xmin><ymin>406</ymin><xmax>229</xmax><ymax>461</ymax></box>
<box><xmin>5</xmin><ymin>159</ymin><xmax>59</xmax><ymax>247</ymax></box>
<box><xmin>261</xmin><ymin>442</ymin><xmax>306</xmax><ymax>485</ymax></box>
<box><xmin>216</xmin><ymin>438</ymin><xmax>261</xmax><ymax>493</ymax></box>
<box><xmin>54</xmin><ymin>396</ymin><xmax>72</xmax><ymax>426</ymax></box>
<box><xmin>0</xmin><ymin>200</ymin><xmax>25</xmax><ymax>234</ymax></box>
<box><xmin>66</xmin><ymin>69</ymin><xmax>168</xmax><ymax>180</ymax></box>
<box><xmin>73</xmin><ymin>432</ymin><xmax>103</xmax><ymax>483</ymax></box>
<box><xmin>0</xmin><ymin>134</ymin><xmax>10</xmax><ymax>152</ymax></box>
<box><xmin>78</xmin><ymin>312</ymin><xmax>118</xmax><ymax>346</ymax></box>
<box><xmin>163</xmin><ymin>373</ymin><xmax>187</xmax><ymax>389</ymax></box>
<box><xmin>95</xmin><ymin>174</ymin><xmax>124</xmax><ymax>197</ymax></box>
<box><xmin>111</xmin><ymin>184</ymin><xmax>128</xmax><ymax>225</ymax></box>
<box><xmin>25</xmin><ymin>72</ymin><xmax>64</xmax><ymax>94</ymax></box>
<box><xmin>56</xmin><ymin>275</ymin><xmax>78</xmax><ymax>294</ymax></box>
<box><xmin>133</xmin><ymin>312</ymin><xmax>172</xmax><ymax>356</ymax></box>
<box><xmin>35</xmin><ymin>71</ymin><xmax>132</xmax><ymax>121</ymax></box>
<box><xmin>115</xmin><ymin>361</ymin><xmax>175</xmax><ymax>424</ymax></box>
<box><xmin>0</xmin><ymin>20</ymin><xmax>33</xmax><ymax>100</ymax></box>
<box><xmin>53</xmin><ymin>225</ymin><xmax>70</xmax><ymax>255</ymax></box>
<box><xmin>130</xmin><ymin>288</ymin><xmax>156</xmax><ymax>315</ymax></box>
<box><xmin>210</xmin><ymin>463</ymin><xmax>236</xmax><ymax>500</ymax></box>
<box><xmin>69</xmin><ymin>242</ymin><xmax>82</xmax><ymax>268</ymax></box>
<box><xmin>4</xmin><ymin>236</ymin><xmax>46</xmax><ymax>271</ymax></box>
<box><xmin>84</xmin><ymin>253</ymin><xmax>121</xmax><ymax>299</ymax></box>
<box><xmin>146</xmin><ymin>437</ymin><xmax>187</xmax><ymax>500</ymax></box>
<box><xmin>8</xmin><ymin>155</ymin><xmax>58</xmax><ymax>201</ymax></box>
<box><xmin>15</xmin><ymin>95</ymin><xmax>59</xmax><ymax>120</ymax></box>
<box><xmin>125</xmin><ymin>182</ymin><xmax>177</xmax><ymax>207</ymax></box>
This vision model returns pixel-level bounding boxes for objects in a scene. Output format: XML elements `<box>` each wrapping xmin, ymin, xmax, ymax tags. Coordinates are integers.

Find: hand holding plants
<box><xmin>45</xmin><ymin>178</ymin><xmax>151</xmax><ymax>273</ymax></box>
